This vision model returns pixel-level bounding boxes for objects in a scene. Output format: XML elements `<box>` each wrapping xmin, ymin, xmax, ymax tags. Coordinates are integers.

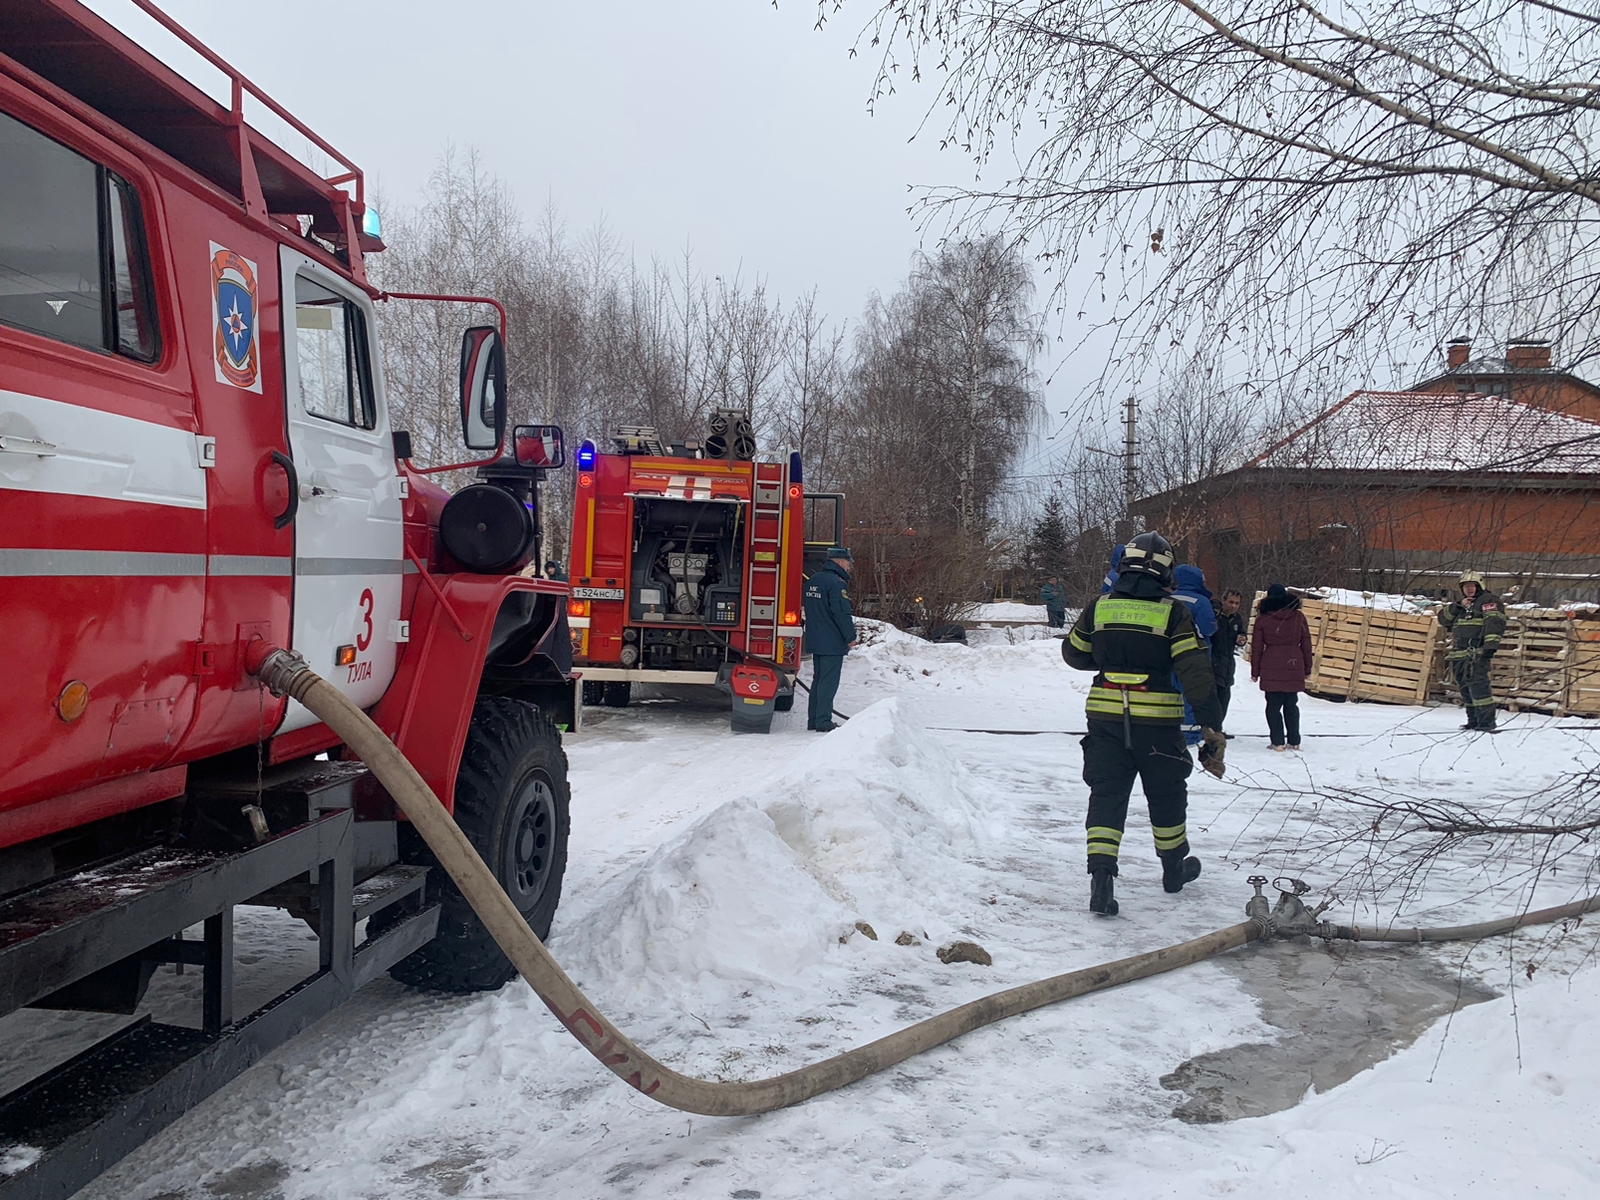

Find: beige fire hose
<box><xmin>250</xmin><ymin>648</ymin><xmax>1600</xmax><ymax>1117</ymax></box>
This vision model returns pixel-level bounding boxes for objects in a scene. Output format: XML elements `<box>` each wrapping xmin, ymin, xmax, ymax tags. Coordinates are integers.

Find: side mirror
<box><xmin>513</xmin><ymin>424</ymin><xmax>565</xmax><ymax>469</ymax></box>
<box><xmin>459</xmin><ymin>326</ymin><xmax>505</xmax><ymax>451</ymax></box>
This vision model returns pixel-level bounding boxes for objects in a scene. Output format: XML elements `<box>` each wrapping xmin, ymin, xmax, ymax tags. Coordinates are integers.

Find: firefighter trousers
<box><xmin>1453</xmin><ymin>652</ymin><xmax>1497</xmax><ymax>729</ymax></box>
<box><xmin>1081</xmin><ymin>720</ymin><xmax>1192</xmax><ymax>875</ymax></box>
<box><xmin>808</xmin><ymin>654</ymin><xmax>844</xmax><ymax>729</ymax></box>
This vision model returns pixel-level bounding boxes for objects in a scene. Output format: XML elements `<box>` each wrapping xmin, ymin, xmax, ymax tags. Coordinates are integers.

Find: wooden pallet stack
<box><xmin>1246</xmin><ymin>592</ymin><xmax>1441</xmax><ymax>704</ymax></box>
<box><xmin>1565</xmin><ymin>617</ymin><xmax>1600</xmax><ymax>716</ymax></box>
<box><xmin>1250</xmin><ymin>596</ymin><xmax>1600</xmax><ymax>717</ymax></box>
<box><xmin>1470</xmin><ymin>607</ymin><xmax>1600</xmax><ymax>717</ymax></box>
<box><xmin>1489</xmin><ymin>610</ymin><xmax>1570</xmax><ymax>714</ymax></box>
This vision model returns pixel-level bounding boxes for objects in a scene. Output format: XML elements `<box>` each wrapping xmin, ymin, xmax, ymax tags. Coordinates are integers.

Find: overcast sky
<box><xmin>81</xmin><ymin>0</ymin><xmax>1105</xmax><ymax>480</ymax></box>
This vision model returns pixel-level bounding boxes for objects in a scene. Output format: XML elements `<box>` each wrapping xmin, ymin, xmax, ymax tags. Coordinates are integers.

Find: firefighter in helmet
<box><xmin>1062</xmin><ymin>532</ymin><xmax>1226</xmax><ymax>916</ymax></box>
<box><xmin>1438</xmin><ymin>570</ymin><xmax>1505</xmax><ymax>731</ymax></box>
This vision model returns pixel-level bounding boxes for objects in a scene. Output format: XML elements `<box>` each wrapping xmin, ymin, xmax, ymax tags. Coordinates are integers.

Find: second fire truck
<box><xmin>567</xmin><ymin>412</ymin><xmax>830</xmax><ymax>732</ymax></box>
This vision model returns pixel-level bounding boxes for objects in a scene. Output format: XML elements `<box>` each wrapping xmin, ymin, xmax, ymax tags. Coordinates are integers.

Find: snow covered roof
<box><xmin>1243</xmin><ymin>390</ymin><xmax>1600</xmax><ymax>475</ymax></box>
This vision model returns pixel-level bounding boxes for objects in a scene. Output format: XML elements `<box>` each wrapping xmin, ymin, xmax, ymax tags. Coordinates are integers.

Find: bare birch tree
<box><xmin>837</xmin><ymin>237</ymin><xmax>1041</xmax><ymax>623</ymax></box>
<box><xmin>825</xmin><ymin>0</ymin><xmax>1600</xmax><ymax>395</ymax></box>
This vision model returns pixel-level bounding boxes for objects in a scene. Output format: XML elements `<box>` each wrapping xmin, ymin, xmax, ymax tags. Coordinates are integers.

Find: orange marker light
<box><xmin>568</xmin><ymin>599</ymin><xmax>589</xmax><ymax>617</ymax></box>
<box><xmin>788</xmin><ymin>484</ymin><xmax>802</xmax><ymax>499</ymax></box>
<box><xmin>335</xmin><ymin>645</ymin><xmax>357</xmax><ymax>667</ymax></box>
<box><xmin>578</xmin><ymin>472</ymin><xmax>594</xmax><ymax>489</ymax></box>
<box><xmin>782</xmin><ymin>611</ymin><xmax>799</xmax><ymax>625</ymax></box>
<box><xmin>56</xmin><ymin>680</ymin><xmax>89</xmax><ymax>723</ymax></box>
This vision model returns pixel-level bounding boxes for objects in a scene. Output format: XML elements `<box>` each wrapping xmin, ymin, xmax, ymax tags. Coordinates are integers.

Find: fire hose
<box><xmin>251</xmin><ymin>647</ymin><xmax>1600</xmax><ymax>1118</ymax></box>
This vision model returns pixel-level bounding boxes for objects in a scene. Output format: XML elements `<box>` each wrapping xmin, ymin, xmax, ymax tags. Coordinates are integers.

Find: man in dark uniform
<box><xmin>1212</xmin><ymin>588</ymin><xmax>1247</xmax><ymax>729</ymax></box>
<box><xmin>1040</xmin><ymin>575</ymin><xmax>1068</xmax><ymax>628</ymax></box>
<box><xmin>1438</xmin><ymin>570</ymin><xmax>1506</xmax><ymax>731</ymax></box>
<box><xmin>1063</xmin><ymin>532</ymin><xmax>1226</xmax><ymax>916</ymax></box>
<box><xmin>802</xmin><ymin>546</ymin><xmax>858</xmax><ymax>732</ymax></box>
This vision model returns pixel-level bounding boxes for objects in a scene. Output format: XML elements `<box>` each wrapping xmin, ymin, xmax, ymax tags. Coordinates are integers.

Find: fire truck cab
<box><xmin>567</xmin><ymin>414</ymin><xmax>806</xmax><ymax>731</ymax></box>
<box><xmin>0</xmin><ymin>4</ymin><xmax>574</xmax><ymax>1194</ymax></box>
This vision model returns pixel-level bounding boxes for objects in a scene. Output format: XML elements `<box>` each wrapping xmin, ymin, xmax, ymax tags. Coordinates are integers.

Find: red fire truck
<box><xmin>0</xmin><ymin>4</ymin><xmax>575</xmax><ymax>1195</ymax></box>
<box><xmin>566</xmin><ymin>415</ymin><xmax>828</xmax><ymax>731</ymax></box>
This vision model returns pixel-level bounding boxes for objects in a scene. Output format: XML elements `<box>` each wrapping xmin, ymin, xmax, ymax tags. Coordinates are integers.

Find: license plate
<box><xmin>571</xmin><ymin>586</ymin><xmax>624</xmax><ymax>600</ymax></box>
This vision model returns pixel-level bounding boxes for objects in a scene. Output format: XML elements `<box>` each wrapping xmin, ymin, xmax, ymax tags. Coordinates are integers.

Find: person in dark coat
<box><xmin>802</xmin><ymin>546</ymin><xmax>858</xmax><ymax>732</ymax></box>
<box><xmin>1211</xmin><ymin>589</ymin><xmax>1247</xmax><ymax>729</ymax></box>
<box><xmin>1250</xmin><ymin>583</ymin><xmax>1313</xmax><ymax>750</ymax></box>
<box><xmin>1040</xmin><ymin>575</ymin><xmax>1068</xmax><ymax>628</ymax></box>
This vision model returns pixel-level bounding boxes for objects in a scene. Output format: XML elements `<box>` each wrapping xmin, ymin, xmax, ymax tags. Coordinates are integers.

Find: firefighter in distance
<box><xmin>1438</xmin><ymin>570</ymin><xmax>1506</xmax><ymax>732</ymax></box>
<box><xmin>1063</xmin><ymin>532</ymin><xmax>1226</xmax><ymax>916</ymax></box>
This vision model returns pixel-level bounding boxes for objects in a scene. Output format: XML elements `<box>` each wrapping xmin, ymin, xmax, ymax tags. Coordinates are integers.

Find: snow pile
<box><xmin>959</xmin><ymin>601</ymin><xmax>1047</xmax><ymax>623</ymax></box>
<box><xmin>850</xmin><ymin>616</ymin><xmax>925</xmax><ymax>650</ymax></box>
<box><xmin>967</xmin><ymin>623</ymin><xmax>1058</xmax><ymax>646</ymax></box>
<box><xmin>559</xmin><ymin>699</ymin><xmax>996</xmax><ymax>996</ymax></box>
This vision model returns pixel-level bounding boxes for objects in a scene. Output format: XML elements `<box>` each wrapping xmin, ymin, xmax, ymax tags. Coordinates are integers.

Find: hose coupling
<box><xmin>1267</xmin><ymin>878</ymin><xmax>1338</xmax><ymax>938</ymax></box>
<box><xmin>252</xmin><ymin>646</ymin><xmax>312</xmax><ymax>698</ymax></box>
<box><xmin>1246</xmin><ymin>876</ymin><xmax>1340</xmax><ymax>938</ymax></box>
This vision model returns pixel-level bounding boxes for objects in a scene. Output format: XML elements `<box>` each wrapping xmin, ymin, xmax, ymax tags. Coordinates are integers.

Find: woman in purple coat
<box><xmin>1250</xmin><ymin>583</ymin><xmax>1313</xmax><ymax>750</ymax></box>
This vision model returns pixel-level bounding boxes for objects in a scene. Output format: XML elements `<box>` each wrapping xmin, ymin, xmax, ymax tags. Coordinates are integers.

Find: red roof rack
<box><xmin>0</xmin><ymin>0</ymin><xmax>379</xmax><ymax>282</ymax></box>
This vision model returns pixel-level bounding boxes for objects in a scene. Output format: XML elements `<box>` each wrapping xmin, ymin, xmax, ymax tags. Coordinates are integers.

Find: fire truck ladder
<box><xmin>745</xmin><ymin>464</ymin><xmax>785</xmax><ymax>660</ymax></box>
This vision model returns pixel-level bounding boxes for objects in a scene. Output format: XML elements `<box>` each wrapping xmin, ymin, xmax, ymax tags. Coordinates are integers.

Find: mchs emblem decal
<box><xmin>210</xmin><ymin>243</ymin><xmax>262</xmax><ymax>392</ymax></box>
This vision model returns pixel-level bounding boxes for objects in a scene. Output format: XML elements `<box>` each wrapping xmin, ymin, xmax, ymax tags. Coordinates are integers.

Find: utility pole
<box><xmin>1123</xmin><ymin>394</ymin><xmax>1138</xmax><ymax>512</ymax></box>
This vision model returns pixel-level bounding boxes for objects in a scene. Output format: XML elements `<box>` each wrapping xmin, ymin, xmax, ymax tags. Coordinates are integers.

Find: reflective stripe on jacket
<box><xmin>1063</xmin><ymin>585</ymin><xmax>1222</xmax><ymax>728</ymax></box>
<box><xmin>1438</xmin><ymin>591</ymin><xmax>1507</xmax><ymax>651</ymax></box>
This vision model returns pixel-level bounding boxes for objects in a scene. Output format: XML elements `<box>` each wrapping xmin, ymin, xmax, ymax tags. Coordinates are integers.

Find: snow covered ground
<box><xmin>67</xmin><ymin>624</ymin><xmax>1600</xmax><ymax>1199</ymax></box>
<box><xmin>959</xmin><ymin>600</ymin><xmax>1049</xmax><ymax>623</ymax></box>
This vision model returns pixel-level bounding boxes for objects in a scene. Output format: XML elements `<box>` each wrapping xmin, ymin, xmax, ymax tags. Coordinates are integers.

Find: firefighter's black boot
<box><xmin>1089</xmin><ymin>869</ymin><xmax>1119</xmax><ymax>916</ymax></box>
<box><xmin>1162</xmin><ymin>853</ymin><xmax>1202</xmax><ymax>894</ymax></box>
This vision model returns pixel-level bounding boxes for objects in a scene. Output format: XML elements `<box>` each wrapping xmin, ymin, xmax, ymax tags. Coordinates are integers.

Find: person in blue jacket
<box><xmin>1171</xmin><ymin>564</ymin><xmax>1218</xmax><ymax>745</ymax></box>
<box><xmin>1100</xmin><ymin>544</ymin><xmax>1125</xmax><ymax>595</ymax></box>
<box><xmin>802</xmin><ymin>546</ymin><xmax>858</xmax><ymax>732</ymax></box>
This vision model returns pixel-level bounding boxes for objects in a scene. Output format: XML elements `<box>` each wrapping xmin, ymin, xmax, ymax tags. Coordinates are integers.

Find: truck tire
<box><xmin>774</xmin><ymin>692</ymin><xmax>794</xmax><ymax>713</ymax></box>
<box><xmin>386</xmin><ymin>696</ymin><xmax>570</xmax><ymax>992</ymax></box>
<box><xmin>602</xmin><ymin>681</ymin><xmax>631</xmax><ymax>708</ymax></box>
<box><xmin>581</xmin><ymin>680</ymin><xmax>605</xmax><ymax>706</ymax></box>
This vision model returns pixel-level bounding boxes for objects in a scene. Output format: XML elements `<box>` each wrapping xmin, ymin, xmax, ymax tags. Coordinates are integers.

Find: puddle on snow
<box><xmin>1161</xmin><ymin>941</ymin><xmax>1498</xmax><ymax>1123</ymax></box>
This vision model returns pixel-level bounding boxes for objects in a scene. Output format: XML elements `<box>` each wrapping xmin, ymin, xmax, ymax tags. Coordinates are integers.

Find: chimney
<box><xmin>1446</xmin><ymin>338</ymin><xmax>1471</xmax><ymax>370</ymax></box>
<box><xmin>1507</xmin><ymin>338</ymin><xmax>1552</xmax><ymax>370</ymax></box>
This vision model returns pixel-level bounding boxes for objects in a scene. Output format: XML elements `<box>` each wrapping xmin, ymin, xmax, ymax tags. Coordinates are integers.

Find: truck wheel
<box><xmin>602</xmin><ymin>681</ymin><xmax>631</xmax><ymax>708</ymax></box>
<box><xmin>774</xmin><ymin>692</ymin><xmax>794</xmax><ymax>713</ymax></box>
<box><xmin>387</xmin><ymin>696</ymin><xmax>570</xmax><ymax>993</ymax></box>
<box><xmin>581</xmin><ymin>680</ymin><xmax>605</xmax><ymax>706</ymax></box>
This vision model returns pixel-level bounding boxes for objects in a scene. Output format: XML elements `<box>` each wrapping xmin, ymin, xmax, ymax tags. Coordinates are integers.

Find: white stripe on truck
<box><xmin>0</xmin><ymin>389</ymin><xmax>208</xmax><ymax>510</ymax></box>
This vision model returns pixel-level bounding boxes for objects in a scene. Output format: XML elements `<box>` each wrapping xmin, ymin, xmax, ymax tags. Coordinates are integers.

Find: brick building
<box><xmin>1412</xmin><ymin>337</ymin><xmax>1600</xmax><ymax>421</ymax></box>
<box><xmin>1134</xmin><ymin>342</ymin><xmax>1600</xmax><ymax>603</ymax></box>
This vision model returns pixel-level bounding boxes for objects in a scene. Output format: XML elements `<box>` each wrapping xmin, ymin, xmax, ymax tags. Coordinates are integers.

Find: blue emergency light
<box><xmin>576</xmin><ymin>439</ymin><xmax>597</xmax><ymax>470</ymax></box>
<box><xmin>361</xmin><ymin>205</ymin><xmax>382</xmax><ymax>240</ymax></box>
